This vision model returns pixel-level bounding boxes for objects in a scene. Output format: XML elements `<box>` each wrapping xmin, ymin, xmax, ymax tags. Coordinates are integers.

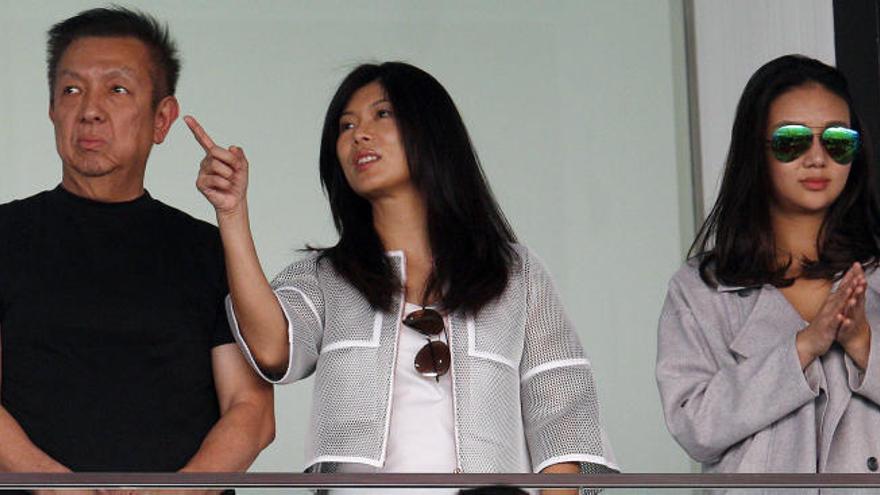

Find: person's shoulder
<box><xmin>666</xmin><ymin>258</ymin><xmax>721</xmax><ymax>296</ymax></box>
<box><xmin>662</xmin><ymin>258</ymin><xmax>752</xmax><ymax>322</ymax></box>
<box><xmin>508</xmin><ymin>243</ymin><xmax>561</xmax><ymax>288</ymax></box>
<box><xmin>0</xmin><ymin>189</ymin><xmax>54</xmax><ymax>210</ymax></box>
<box><xmin>276</xmin><ymin>249</ymin><xmax>322</xmax><ymax>268</ymax></box>
<box><xmin>668</xmin><ymin>258</ymin><xmax>705</xmax><ymax>287</ymax></box>
<box><xmin>290</xmin><ymin>250</ymin><xmax>328</xmax><ymax>273</ymax></box>
<box><xmin>510</xmin><ymin>243</ymin><xmax>574</xmax><ymax>279</ymax></box>
<box><xmin>508</xmin><ymin>242</ymin><xmax>536</xmax><ymax>270</ymax></box>
<box><xmin>0</xmin><ymin>189</ymin><xmax>55</xmax><ymax>226</ymax></box>
<box><xmin>270</xmin><ymin>250</ymin><xmax>327</xmax><ymax>287</ymax></box>
<box><xmin>148</xmin><ymin>196</ymin><xmax>219</xmax><ymax>239</ymax></box>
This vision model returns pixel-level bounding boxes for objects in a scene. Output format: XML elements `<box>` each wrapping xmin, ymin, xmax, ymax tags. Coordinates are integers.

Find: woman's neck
<box><xmin>371</xmin><ymin>189</ymin><xmax>432</xmax><ymax>264</ymax></box>
<box><xmin>770</xmin><ymin>206</ymin><xmax>825</xmax><ymax>276</ymax></box>
<box><xmin>371</xmin><ymin>189</ymin><xmax>435</xmax><ymax>303</ymax></box>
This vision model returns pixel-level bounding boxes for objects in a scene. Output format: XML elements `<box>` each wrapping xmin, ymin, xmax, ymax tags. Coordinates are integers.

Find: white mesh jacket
<box><xmin>228</xmin><ymin>244</ymin><xmax>618</xmax><ymax>474</ymax></box>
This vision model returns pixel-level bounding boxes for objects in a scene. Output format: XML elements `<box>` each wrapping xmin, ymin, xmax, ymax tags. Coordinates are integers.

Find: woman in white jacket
<box><xmin>185</xmin><ymin>62</ymin><xmax>617</xmax><ymax>488</ymax></box>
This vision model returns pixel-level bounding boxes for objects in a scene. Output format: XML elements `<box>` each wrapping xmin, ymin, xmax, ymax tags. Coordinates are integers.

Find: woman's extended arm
<box><xmin>185</xmin><ymin>116</ymin><xmax>289</xmax><ymax>375</ymax></box>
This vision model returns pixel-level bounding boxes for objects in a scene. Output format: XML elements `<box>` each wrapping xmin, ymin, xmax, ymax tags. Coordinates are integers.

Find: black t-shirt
<box><xmin>0</xmin><ymin>186</ymin><xmax>234</xmax><ymax>471</ymax></box>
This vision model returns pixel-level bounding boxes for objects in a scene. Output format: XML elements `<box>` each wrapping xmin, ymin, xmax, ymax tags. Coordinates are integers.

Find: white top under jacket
<box><xmin>228</xmin><ymin>244</ymin><xmax>618</xmax><ymax>474</ymax></box>
<box><xmin>331</xmin><ymin>302</ymin><xmax>459</xmax><ymax>495</ymax></box>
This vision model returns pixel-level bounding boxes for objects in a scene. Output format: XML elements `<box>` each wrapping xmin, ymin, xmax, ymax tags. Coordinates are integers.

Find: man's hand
<box><xmin>185</xmin><ymin>116</ymin><xmax>249</xmax><ymax>219</ymax></box>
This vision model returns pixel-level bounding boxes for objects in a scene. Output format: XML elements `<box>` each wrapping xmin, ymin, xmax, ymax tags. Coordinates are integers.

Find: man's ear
<box><xmin>153</xmin><ymin>95</ymin><xmax>180</xmax><ymax>144</ymax></box>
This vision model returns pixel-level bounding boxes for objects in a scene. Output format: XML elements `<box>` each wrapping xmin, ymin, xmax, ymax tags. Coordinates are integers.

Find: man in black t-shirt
<box><xmin>0</xmin><ymin>7</ymin><xmax>274</xmax><ymax>475</ymax></box>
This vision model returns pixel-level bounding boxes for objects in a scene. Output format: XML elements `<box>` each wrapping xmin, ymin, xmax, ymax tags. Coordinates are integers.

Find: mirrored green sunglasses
<box><xmin>769</xmin><ymin>124</ymin><xmax>860</xmax><ymax>164</ymax></box>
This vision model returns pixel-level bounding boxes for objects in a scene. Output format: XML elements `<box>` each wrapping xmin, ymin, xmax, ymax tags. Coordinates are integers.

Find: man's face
<box><xmin>49</xmin><ymin>36</ymin><xmax>175</xmax><ymax>185</ymax></box>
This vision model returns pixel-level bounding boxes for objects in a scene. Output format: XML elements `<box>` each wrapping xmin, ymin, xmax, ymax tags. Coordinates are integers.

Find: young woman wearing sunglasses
<box><xmin>185</xmin><ymin>62</ymin><xmax>617</xmax><ymax>488</ymax></box>
<box><xmin>657</xmin><ymin>54</ymin><xmax>880</xmax><ymax>472</ymax></box>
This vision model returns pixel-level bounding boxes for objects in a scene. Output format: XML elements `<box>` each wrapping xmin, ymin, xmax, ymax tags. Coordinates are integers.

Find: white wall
<box><xmin>689</xmin><ymin>0</ymin><xmax>836</xmax><ymax>216</ymax></box>
<box><xmin>0</xmin><ymin>0</ymin><xmax>693</xmax><ymax>473</ymax></box>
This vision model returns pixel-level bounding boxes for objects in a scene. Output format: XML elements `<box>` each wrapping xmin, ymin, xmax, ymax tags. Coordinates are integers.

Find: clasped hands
<box><xmin>797</xmin><ymin>262</ymin><xmax>872</xmax><ymax>370</ymax></box>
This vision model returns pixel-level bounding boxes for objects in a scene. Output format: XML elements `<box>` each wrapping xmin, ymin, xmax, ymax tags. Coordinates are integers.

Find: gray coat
<box><xmin>229</xmin><ymin>244</ymin><xmax>617</xmax><ymax>474</ymax></box>
<box><xmin>656</xmin><ymin>262</ymin><xmax>880</xmax><ymax>473</ymax></box>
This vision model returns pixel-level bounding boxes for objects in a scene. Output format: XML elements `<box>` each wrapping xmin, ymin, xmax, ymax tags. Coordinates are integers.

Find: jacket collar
<box><xmin>386</xmin><ymin>250</ymin><xmax>406</xmax><ymax>283</ymax></box>
<box><xmin>715</xmin><ymin>280</ymin><xmax>760</xmax><ymax>293</ymax></box>
<box><xmin>386</xmin><ymin>250</ymin><xmax>405</xmax><ymax>259</ymax></box>
<box><xmin>728</xmin><ymin>285</ymin><xmax>804</xmax><ymax>358</ymax></box>
<box><xmin>715</xmin><ymin>264</ymin><xmax>880</xmax><ymax>293</ymax></box>
<box><xmin>725</xmin><ymin>266</ymin><xmax>880</xmax><ymax>358</ymax></box>
<box><xmin>715</xmin><ymin>284</ymin><xmax>755</xmax><ymax>293</ymax></box>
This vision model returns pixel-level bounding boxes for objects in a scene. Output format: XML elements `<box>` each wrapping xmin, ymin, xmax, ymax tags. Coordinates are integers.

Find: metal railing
<box><xmin>2</xmin><ymin>473</ymin><xmax>880</xmax><ymax>490</ymax></box>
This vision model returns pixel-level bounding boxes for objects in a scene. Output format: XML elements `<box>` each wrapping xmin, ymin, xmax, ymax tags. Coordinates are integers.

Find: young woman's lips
<box><xmin>354</xmin><ymin>152</ymin><xmax>380</xmax><ymax>171</ymax></box>
<box><xmin>801</xmin><ymin>178</ymin><xmax>830</xmax><ymax>191</ymax></box>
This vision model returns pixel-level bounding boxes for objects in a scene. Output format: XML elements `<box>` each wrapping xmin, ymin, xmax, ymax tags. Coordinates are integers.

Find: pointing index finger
<box><xmin>184</xmin><ymin>115</ymin><xmax>217</xmax><ymax>152</ymax></box>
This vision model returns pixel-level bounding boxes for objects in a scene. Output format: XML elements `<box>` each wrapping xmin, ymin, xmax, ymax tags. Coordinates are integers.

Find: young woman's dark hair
<box><xmin>690</xmin><ymin>54</ymin><xmax>880</xmax><ymax>288</ymax></box>
<box><xmin>316</xmin><ymin>62</ymin><xmax>518</xmax><ymax>313</ymax></box>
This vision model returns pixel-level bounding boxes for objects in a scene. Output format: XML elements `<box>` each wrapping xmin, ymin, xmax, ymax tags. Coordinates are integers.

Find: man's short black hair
<box><xmin>47</xmin><ymin>6</ymin><xmax>181</xmax><ymax>107</ymax></box>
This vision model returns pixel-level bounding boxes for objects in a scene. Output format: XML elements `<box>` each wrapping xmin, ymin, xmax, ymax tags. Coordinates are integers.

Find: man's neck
<box><xmin>61</xmin><ymin>172</ymin><xmax>146</xmax><ymax>203</ymax></box>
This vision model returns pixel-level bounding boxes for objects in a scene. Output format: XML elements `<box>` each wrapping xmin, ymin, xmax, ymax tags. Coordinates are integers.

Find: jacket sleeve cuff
<box><xmin>800</xmin><ymin>342</ymin><xmax>824</xmax><ymax>396</ymax></box>
<box><xmin>534</xmin><ymin>453</ymin><xmax>620</xmax><ymax>474</ymax></box>
<box><xmin>226</xmin><ymin>292</ymin><xmax>296</xmax><ymax>384</ymax></box>
<box><xmin>847</xmin><ymin>323</ymin><xmax>880</xmax><ymax>403</ymax></box>
<box><xmin>783</xmin><ymin>332</ymin><xmax>822</xmax><ymax>398</ymax></box>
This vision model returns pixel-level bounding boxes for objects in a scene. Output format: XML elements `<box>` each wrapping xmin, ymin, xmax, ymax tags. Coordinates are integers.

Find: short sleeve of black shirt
<box><xmin>0</xmin><ymin>186</ymin><xmax>234</xmax><ymax>471</ymax></box>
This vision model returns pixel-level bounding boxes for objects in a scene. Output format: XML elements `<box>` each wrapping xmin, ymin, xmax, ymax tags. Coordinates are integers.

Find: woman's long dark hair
<box><xmin>315</xmin><ymin>62</ymin><xmax>518</xmax><ymax>313</ymax></box>
<box><xmin>691</xmin><ymin>54</ymin><xmax>880</xmax><ymax>288</ymax></box>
